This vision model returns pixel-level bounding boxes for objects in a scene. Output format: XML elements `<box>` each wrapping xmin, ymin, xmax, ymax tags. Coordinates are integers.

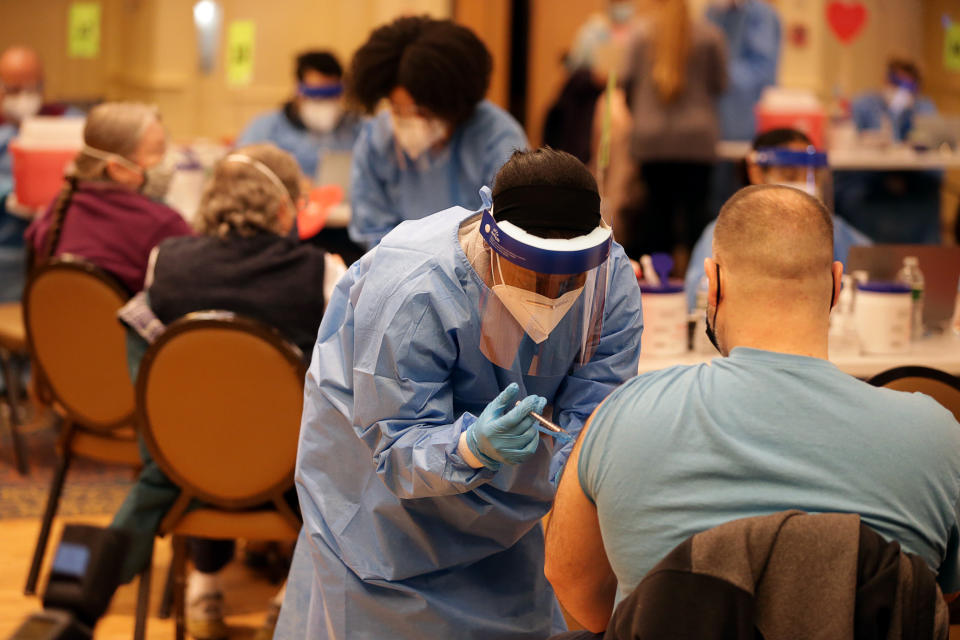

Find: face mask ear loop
<box><xmin>714</xmin><ymin>262</ymin><xmax>721</xmax><ymax>328</ymax></box>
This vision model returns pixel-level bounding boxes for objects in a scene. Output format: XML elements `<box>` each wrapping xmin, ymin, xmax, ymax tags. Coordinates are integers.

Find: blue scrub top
<box><xmin>707</xmin><ymin>0</ymin><xmax>781</xmax><ymax>141</ymax></box>
<box><xmin>276</xmin><ymin>206</ymin><xmax>643</xmax><ymax>639</ymax></box>
<box><xmin>236</xmin><ymin>103</ymin><xmax>362</xmax><ymax>179</ymax></box>
<box><xmin>347</xmin><ymin>100</ymin><xmax>528</xmax><ymax>249</ymax></box>
<box><xmin>684</xmin><ymin>214</ymin><xmax>872</xmax><ymax>312</ymax></box>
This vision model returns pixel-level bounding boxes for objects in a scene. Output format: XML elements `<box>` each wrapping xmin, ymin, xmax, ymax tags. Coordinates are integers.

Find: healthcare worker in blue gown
<box><xmin>275</xmin><ymin>148</ymin><xmax>644</xmax><ymax>639</ymax></box>
<box><xmin>236</xmin><ymin>50</ymin><xmax>361</xmax><ymax>181</ymax></box>
<box><xmin>836</xmin><ymin>58</ymin><xmax>941</xmax><ymax>244</ymax></box>
<box><xmin>345</xmin><ymin>16</ymin><xmax>528</xmax><ymax>250</ymax></box>
<box><xmin>685</xmin><ymin>128</ymin><xmax>871</xmax><ymax>311</ymax></box>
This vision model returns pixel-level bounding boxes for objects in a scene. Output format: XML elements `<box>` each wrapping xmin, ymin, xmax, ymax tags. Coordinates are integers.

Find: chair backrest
<box><xmin>868</xmin><ymin>366</ymin><xmax>960</xmax><ymax>423</ymax></box>
<box><xmin>23</xmin><ymin>257</ymin><xmax>134</xmax><ymax>430</ymax></box>
<box><xmin>136</xmin><ymin>312</ymin><xmax>307</xmax><ymax>509</ymax></box>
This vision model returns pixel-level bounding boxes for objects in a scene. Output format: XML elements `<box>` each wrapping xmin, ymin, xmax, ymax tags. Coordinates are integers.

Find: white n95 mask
<box><xmin>491</xmin><ymin>284</ymin><xmax>583</xmax><ymax>344</ymax></box>
<box><xmin>2</xmin><ymin>91</ymin><xmax>42</xmax><ymax>123</ymax></box>
<box><xmin>392</xmin><ymin>115</ymin><xmax>446</xmax><ymax>160</ymax></box>
<box><xmin>301</xmin><ymin>100</ymin><xmax>341</xmax><ymax>133</ymax></box>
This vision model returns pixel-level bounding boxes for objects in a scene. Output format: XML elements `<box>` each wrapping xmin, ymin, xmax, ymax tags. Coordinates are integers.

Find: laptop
<box><xmin>846</xmin><ymin>245</ymin><xmax>960</xmax><ymax>331</ymax></box>
<box><xmin>316</xmin><ymin>150</ymin><xmax>353</xmax><ymax>199</ymax></box>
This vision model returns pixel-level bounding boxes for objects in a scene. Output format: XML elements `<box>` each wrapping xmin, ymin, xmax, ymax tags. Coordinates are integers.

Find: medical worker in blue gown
<box><xmin>836</xmin><ymin>58</ymin><xmax>941</xmax><ymax>244</ymax></box>
<box><xmin>345</xmin><ymin>16</ymin><xmax>528</xmax><ymax>250</ymax></box>
<box><xmin>236</xmin><ymin>50</ymin><xmax>361</xmax><ymax>181</ymax></box>
<box><xmin>275</xmin><ymin>148</ymin><xmax>644</xmax><ymax>639</ymax></box>
<box><xmin>685</xmin><ymin>128</ymin><xmax>871</xmax><ymax>311</ymax></box>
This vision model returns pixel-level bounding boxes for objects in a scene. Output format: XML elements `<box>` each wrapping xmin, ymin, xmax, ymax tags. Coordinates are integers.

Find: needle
<box><xmin>516</xmin><ymin>401</ymin><xmax>569</xmax><ymax>435</ymax></box>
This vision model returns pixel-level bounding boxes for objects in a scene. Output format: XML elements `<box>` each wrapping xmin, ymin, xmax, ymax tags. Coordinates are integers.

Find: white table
<box><xmin>637</xmin><ymin>333</ymin><xmax>960</xmax><ymax>379</ymax></box>
<box><xmin>715</xmin><ymin>141</ymin><xmax>960</xmax><ymax>171</ymax></box>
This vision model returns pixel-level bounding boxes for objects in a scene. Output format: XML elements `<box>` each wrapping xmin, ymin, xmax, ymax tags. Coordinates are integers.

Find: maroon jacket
<box><xmin>26</xmin><ymin>181</ymin><xmax>192</xmax><ymax>293</ymax></box>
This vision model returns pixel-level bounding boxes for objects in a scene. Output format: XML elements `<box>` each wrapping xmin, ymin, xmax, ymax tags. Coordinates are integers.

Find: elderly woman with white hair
<box><xmin>26</xmin><ymin>101</ymin><xmax>191</xmax><ymax>292</ymax></box>
<box><xmin>112</xmin><ymin>143</ymin><xmax>345</xmax><ymax>639</ymax></box>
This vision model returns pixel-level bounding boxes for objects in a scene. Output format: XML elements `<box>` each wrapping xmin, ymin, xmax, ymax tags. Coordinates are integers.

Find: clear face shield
<box><xmin>752</xmin><ymin>147</ymin><xmax>833</xmax><ymax>210</ymax></box>
<box><xmin>475</xmin><ymin>187</ymin><xmax>613</xmax><ymax>377</ymax></box>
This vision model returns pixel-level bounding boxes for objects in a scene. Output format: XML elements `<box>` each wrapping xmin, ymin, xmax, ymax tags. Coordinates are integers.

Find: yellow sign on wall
<box><xmin>226</xmin><ymin>20</ymin><xmax>256</xmax><ymax>86</ymax></box>
<box><xmin>946</xmin><ymin>24</ymin><xmax>960</xmax><ymax>72</ymax></box>
<box><xmin>68</xmin><ymin>2</ymin><xmax>101</xmax><ymax>59</ymax></box>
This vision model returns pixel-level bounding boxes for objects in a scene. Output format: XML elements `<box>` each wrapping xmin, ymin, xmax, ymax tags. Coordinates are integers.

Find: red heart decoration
<box><xmin>826</xmin><ymin>1</ymin><xmax>868</xmax><ymax>45</ymax></box>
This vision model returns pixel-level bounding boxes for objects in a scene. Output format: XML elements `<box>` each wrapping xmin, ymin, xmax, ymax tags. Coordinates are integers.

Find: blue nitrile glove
<box><xmin>466</xmin><ymin>383</ymin><xmax>547</xmax><ymax>470</ymax></box>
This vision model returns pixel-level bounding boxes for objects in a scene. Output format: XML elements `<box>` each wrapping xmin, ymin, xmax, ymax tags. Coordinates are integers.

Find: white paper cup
<box><xmin>855</xmin><ymin>283</ymin><xmax>912</xmax><ymax>355</ymax></box>
<box><xmin>641</xmin><ymin>285</ymin><xmax>688</xmax><ymax>355</ymax></box>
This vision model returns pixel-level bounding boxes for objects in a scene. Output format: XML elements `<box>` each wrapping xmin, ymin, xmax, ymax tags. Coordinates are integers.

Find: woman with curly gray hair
<box><xmin>112</xmin><ymin>143</ymin><xmax>344</xmax><ymax>640</ymax></box>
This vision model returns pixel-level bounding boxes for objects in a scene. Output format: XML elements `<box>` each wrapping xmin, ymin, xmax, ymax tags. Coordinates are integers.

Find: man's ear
<box><xmin>705</xmin><ymin>256</ymin><xmax>718</xmax><ymax>307</ymax></box>
<box><xmin>831</xmin><ymin>261</ymin><xmax>844</xmax><ymax>310</ymax></box>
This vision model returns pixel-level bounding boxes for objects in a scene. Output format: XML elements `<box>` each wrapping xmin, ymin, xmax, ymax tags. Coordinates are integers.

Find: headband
<box><xmin>223</xmin><ymin>154</ymin><xmax>297</xmax><ymax>212</ymax></box>
<box><xmin>491</xmin><ymin>185</ymin><xmax>601</xmax><ymax>236</ymax></box>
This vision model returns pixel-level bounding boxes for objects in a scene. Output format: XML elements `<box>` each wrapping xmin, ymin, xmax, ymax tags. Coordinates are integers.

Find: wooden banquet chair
<box><xmin>20</xmin><ymin>256</ymin><xmax>145</xmax><ymax>640</ymax></box>
<box><xmin>132</xmin><ymin>312</ymin><xmax>305</xmax><ymax>640</ymax></box>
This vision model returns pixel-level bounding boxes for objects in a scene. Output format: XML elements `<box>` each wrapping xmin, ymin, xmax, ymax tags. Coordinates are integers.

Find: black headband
<box><xmin>492</xmin><ymin>185</ymin><xmax>601</xmax><ymax>236</ymax></box>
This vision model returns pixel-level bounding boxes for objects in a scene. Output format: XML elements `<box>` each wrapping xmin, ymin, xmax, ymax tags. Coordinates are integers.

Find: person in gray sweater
<box><xmin>622</xmin><ymin>0</ymin><xmax>727</xmax><ymax>261</ymax></box>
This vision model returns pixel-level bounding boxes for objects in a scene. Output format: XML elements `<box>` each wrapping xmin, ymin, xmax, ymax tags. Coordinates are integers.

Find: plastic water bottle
<box><xmin>829</xmin><ymin>275</ymin><xmax>859</xmax><ymax>354</ymax></box>
<box><xmin>896</xmin><ymin>256</ymin><xmax>925</xmax><ymax>340</ymax></box>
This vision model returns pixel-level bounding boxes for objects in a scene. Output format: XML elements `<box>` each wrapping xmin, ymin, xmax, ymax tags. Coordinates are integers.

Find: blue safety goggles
<box><xmin>478</xmin><ymin>187</ymin><xmax>611</xmax><ymax>275</ymax></box>
<box><xmin>752</xmin><ymin>147</ymin><xmax>828</xmax><ymax>168</ymax></box>
<box><xmin>298</xmin><ymin>83</ymin><xmax>343</xmax><ymax>99</ymax></box>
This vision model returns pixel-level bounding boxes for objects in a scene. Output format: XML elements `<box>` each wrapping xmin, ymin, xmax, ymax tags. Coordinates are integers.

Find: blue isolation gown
<box><xmin>347</xmin><ymin>100</ymin><xmax>528</xmax><ymax>249</ymax></box>
<box><xmin>275</xmin><ymin>206</ymin><xmax>643</xmax><ymax>639</ymax></box>
<box><xmin>684</xmin><ymin>215</ymin><xmax>873</xmax><ymax>312</ymax></box>
<box><xmin>236</xmin><ymin>104</ymin><xmax>362</xmax><ymax>179</ymax></box>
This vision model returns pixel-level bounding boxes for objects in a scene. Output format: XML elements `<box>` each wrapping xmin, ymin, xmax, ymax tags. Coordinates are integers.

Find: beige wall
<box><xmin>113</xmin><ymin>0</ymin><xmax>452</xmax><ymax>141</ymax></box>
<box><xmin>1</xmin><ymin>0</ymin><xmax>953</xmax><ymax>145</ymax></box>
<box><xmin>1</xmin><ymin>0</ymin><xmax>451</xmax><ymax>140</ymax></box>
<box><xmin>454</xmin><ymin>0</ymin><xmax>511</xmax><ymax>110</ymax></box>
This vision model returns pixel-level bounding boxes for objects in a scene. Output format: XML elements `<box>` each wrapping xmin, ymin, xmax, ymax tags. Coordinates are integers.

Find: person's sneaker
<box><xmin>186</xmin><ymin>591</ymin><xmax>228</xmax><ymax>640</ymax></box>
<box><xmin>253</xmin><ymin>601</ymin><xmax>281</xmax><ymax>640</ymax></box>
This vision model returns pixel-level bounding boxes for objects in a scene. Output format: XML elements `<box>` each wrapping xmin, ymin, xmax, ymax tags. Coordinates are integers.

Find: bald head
<box><xmin>714</xmin><ymin>184</ymin><xmax>833</xmax><ymax>283</ymax></box>
<box><xmin>706</xmin><ymin>185</ymin><xmax>842</xmax><ymax>357</ymax></box>
<box><xmin>0</xmin><ymin>46</ymin><xmax>43</xmax><ymax>90</ymax></box>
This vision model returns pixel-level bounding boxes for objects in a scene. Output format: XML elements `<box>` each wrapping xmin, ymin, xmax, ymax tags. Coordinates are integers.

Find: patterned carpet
<box><xmin>0</xmin><ymin>403</ymin><xmax>135</xmax><ymax>519</ymax></box>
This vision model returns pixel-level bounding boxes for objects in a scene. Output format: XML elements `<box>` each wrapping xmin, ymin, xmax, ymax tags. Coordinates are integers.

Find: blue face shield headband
<box><xmin>298</xmin><ymin>83</ymin><xmax>343</xmax><ymax>99</ymax></box>
<box><xmin>752</xmin><ymin>147</ymin><xmax>828</xmax><ymax>169</ymax></box>
<box><xmin>887</xmin><ymin>73</ymin><xmax>918</xmax><ymax>94</ymax></box>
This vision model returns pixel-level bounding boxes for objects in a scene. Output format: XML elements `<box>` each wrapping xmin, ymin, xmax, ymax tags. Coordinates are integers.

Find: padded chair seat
<box><xmin>0</xmin><ymin>302</ymin><xmax>26</xmax><ymax>352</ymax></box>
<box><xmin>169</xmin><ymin>508</ymin><xmax>300</xmax><ymax>542</ymax></box>
<box><xmin>70</xmin><ymin>427</ymin><xmax>141</xmax><ymax>466</ymax></box>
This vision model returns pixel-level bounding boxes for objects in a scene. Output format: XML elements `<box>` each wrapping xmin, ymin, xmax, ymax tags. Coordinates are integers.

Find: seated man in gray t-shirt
<box><xmin>544</xmin><ymin>184</ymin><xmax>960</xmax><ymax>633</ymax></box>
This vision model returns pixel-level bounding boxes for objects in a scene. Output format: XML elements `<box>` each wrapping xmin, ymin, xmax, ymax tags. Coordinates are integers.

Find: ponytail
<box><xmin>40</xmin><ymin>175</ymin><xmax>79</xmax><ymax>264</ymax></box>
